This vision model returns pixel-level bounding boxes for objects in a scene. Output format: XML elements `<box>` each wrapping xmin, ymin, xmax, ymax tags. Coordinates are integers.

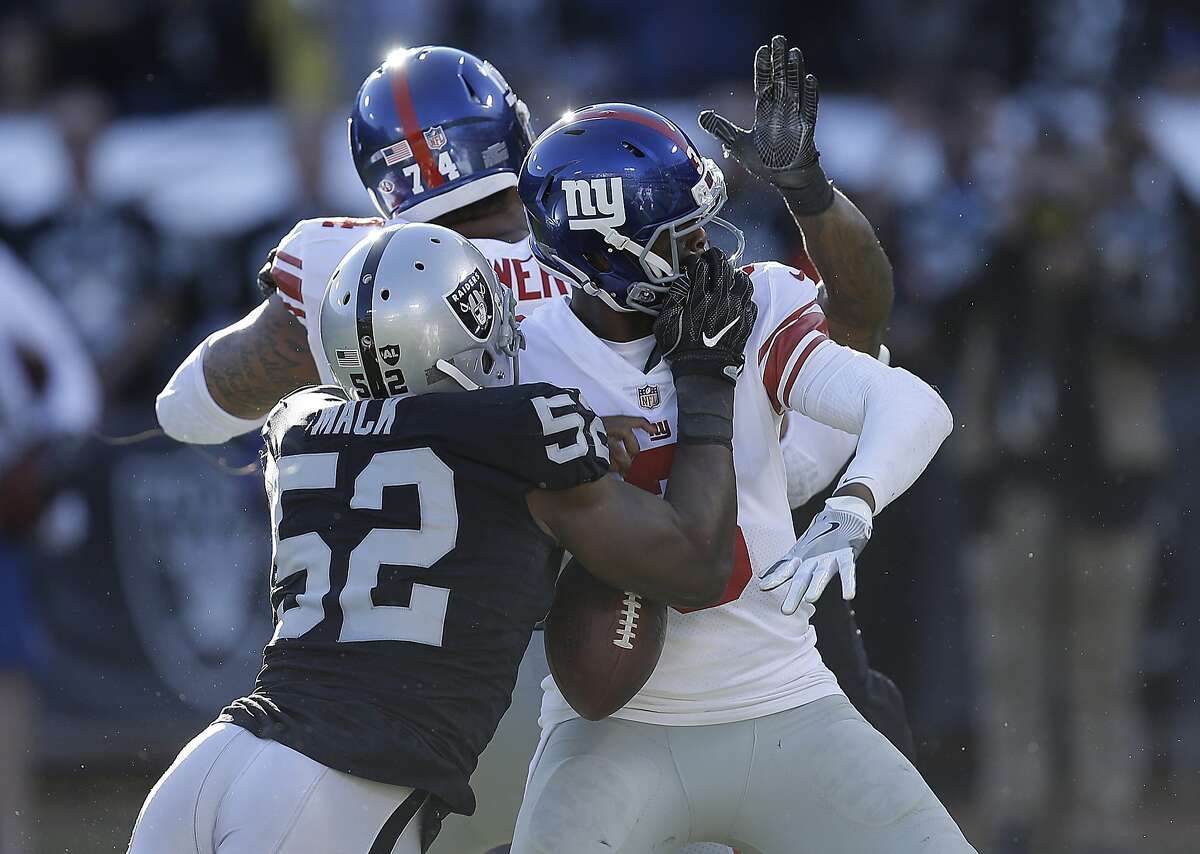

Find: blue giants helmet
<box><xmin>518</xmin><ymin>104</ymin><xmax>744</xmax><ymax>315</ymax></box>
<box><xmin>349</xmin><ymin>46</ymin><xmax>534</xmax><ymax>222</ymax></box>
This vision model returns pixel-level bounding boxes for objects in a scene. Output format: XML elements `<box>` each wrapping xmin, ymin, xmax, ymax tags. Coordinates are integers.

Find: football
<box><xmin>543</xmin><ymin>558</ymin><xmax>668</xmax><ymax>721</ymax></box>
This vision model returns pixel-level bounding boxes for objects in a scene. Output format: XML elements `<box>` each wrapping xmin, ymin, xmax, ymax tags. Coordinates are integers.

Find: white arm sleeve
<box><xmin>155</xmin><ymin>334</ymin><xmax>267</xmax><ymax>444</ymax></box>
<box><xmin>779</xmin><ymin>345</ymin><xmax>891</xmax><ymax>509</ymax></box>
<box><xmin>779</xmin><ymin>415</ymin><xmax>858</xmax><ymax>509</ymax></box>
<box><xmin>785</xmin><ymin>340</ymin><xmax>952</xmax><ymax>513</ymax></box>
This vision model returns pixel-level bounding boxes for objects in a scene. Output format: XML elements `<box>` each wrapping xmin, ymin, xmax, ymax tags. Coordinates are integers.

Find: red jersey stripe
<box><xmin>780</xmin><ymin>333</ymin><xmax>829</xmax><ymax>406</ymax></box>
<box><xmin>272</xmin><ymin>267</ymin><xmax>303</xmax><ymax>302</ymax></box>
<box><xmin>276</xmin><ymin>251</ymin><xmax>303</xmax><ymax>270</ymax></box>
<box><xmin>388</xmin><ymin>65</ymin><xmax>443</xmax><ymax>192</ymax></box>
<box><xmin>758</xmin><ymin>299</ymin><xmax>818</xmax><ymax>363</ymax></box>
<box><xmin>763</xmin><ymin>312</ymin><xmax>826</xmax><ymax>412</ymax></box>
<box><xmin>284</xmin><ymin>304</ymin><xmax>306</xmax><ymax>319</ymax></box>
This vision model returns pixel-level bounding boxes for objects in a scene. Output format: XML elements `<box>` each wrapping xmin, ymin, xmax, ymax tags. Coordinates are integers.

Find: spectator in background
<box><xmin>0</xmin><ymin>13</ymin><xmax>49</xmax><ymax>111</ymax></box>
<box><xmin>959</xmin><ymin>120</ymin><xmax>1178</xmax><ymax>854</ymax></box>
<box><xmin>0</xmin><ymin>242</ymin><xmax>99</xmax><ymax>854</ymax></box>
<box><xmin>8</xmin><ymin>87</ymin><xmax>181</xmax><ymax>408</ymax></box>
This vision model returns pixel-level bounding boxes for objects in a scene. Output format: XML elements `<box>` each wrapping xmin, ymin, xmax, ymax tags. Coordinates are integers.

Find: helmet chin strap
<box><xmin>435</xmin><ymin>359</ymin><xmax>481</xmax><ymax>391</ymax></box>
<box><xmin>602</xmin><ymin>229</ymin><xmax>673</xmax><ymax>277</ymax></box>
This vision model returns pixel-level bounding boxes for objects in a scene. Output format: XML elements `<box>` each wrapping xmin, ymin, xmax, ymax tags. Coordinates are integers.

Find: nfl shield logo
<box><xmin>424</xmin><ymin>125</ymin><xmax>448</xmax><ymax>150</ymax></box>
<box><xmin>637</xmin><ymin>384</ymin><xmax>660</xmax><ymax>410</ymax></box>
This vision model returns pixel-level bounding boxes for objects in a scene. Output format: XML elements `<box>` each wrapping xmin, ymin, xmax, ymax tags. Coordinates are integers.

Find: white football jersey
<box><xmin>269</xmin><ymin>216</ymin><xmax>855</xmax><ymax>724</ymax></box>
<box><xmin>268</xmin><ymin>216</ymin><xmax>570</xmax><ymax>382</ymax></box>
<box><xmin>521</xmin><ymin>261</ymin><xmax>844</xmax><ymax>727</ymax></box>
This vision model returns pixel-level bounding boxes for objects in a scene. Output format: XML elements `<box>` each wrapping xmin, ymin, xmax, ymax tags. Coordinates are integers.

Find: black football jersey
<box><xmin>219</xmin><ymin>382</ymin><xmax>608</xmax><ymax>815</ymax></box>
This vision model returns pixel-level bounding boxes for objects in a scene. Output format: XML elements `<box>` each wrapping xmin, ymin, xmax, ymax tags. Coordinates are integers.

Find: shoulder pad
<box><xmin>519</xmin><ymin>384</ymin><xmax>611</xmax><ymax>491</ymax></box>
<box><xmin>263</xmin><ymin>385</ymin><xmax>349</xmax><ymax>455</ymax></box>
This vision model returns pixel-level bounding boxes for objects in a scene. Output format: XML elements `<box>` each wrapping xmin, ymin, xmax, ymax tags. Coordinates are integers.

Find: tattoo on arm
<box><xmin>203</xmin><ymin>295</ymin><xmax>320</xmax><ymax>419</ymax></box>
<box><xmin>789</xmin><ymin>188</ymin><xmax>894</xmax><ymax>356</ymax></box>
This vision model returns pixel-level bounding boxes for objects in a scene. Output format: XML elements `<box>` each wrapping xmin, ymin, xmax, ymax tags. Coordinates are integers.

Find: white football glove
<box><xmin>759</xmin><ymin>495</ymin><xmax>873</xmax><ymax>614</ymax></box>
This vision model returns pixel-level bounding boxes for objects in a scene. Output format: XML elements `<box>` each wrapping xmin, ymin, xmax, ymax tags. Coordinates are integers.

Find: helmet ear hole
<box><xmin>415</xmin><ymin>262</ymin><xmax>425</xmax><ymax>271</ymax></box>
<box><xmin>342</xmin><ymin>292</ymin><xmax>351</xmax><ymax>305</ymax></box>
<box><xmin>481</xmin><ymin>350</ymin><xmax>495</xmax><ymax>374</ymax></box>
<box><xmin>583</xmin><ymin>251</ymin><xmax>612</xmax><ymax>273</ymax></box>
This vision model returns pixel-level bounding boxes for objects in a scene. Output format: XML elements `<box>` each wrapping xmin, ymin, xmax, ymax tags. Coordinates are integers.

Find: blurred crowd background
<box><xmin>1</xmin><ymin>1</ymin><xmax>1198</xmax><ymax>852</ymax></box>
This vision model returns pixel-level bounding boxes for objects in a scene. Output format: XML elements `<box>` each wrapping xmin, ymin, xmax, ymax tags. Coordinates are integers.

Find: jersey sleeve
<box><xmin>267</xmin><ymin>221</ymin><xmax>310</xmax><ymax>322</ymax></box>
<box><xmin>267</xmin><ymin>217</ymin><xmax>386</xmax><ymax>325</ymax></box>
<box><xmin>514</xmin><ymin>384</ymin><xmax>611</xmax><ymax>491</ymax></box>
<box><xmin>746</xmin><ymin>261</ymin><xmax>830</xmax><ymax>415</ymax></box>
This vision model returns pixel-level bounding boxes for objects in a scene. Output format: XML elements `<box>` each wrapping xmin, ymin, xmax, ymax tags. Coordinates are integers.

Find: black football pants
<box><xmin>810</xmin><ymin>588</ymin><xmax>916</xmax><ymax>760</ymax></box>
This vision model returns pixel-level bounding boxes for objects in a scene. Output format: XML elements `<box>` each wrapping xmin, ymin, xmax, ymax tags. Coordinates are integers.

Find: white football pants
<box><xmin>128</xmin><ymin>723</ymin><xmax>428</xmax><ymax>854</ymax></box>
<box><xmin>511</xmin><ymin>694</ymin><xmax>976</xmax><ymax>854</ymax></box>
<box><xmin>431</xmin><ymin>637</ymin><xmax>743</xmax><ymax>854</ymax></box>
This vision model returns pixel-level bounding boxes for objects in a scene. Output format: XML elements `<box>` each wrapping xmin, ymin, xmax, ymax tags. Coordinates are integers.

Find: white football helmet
<box><xmin>318</xmin><ymin>222</ymin><xmax>521</xmax><ymax>398</ymax></box>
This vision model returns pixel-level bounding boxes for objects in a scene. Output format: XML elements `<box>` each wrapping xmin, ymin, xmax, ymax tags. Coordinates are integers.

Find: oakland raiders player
<box><xmin>154</xmin><ymin>43</ymin><xmax>915</xmax><ymax>852</ymax></box>
<box><xmin>128</xmin><ymin>221</ymin><xmax>757</xmax><ymax>853</ymax></box>
<box><xmin>507</xmin><ymin>74</ymin><xmax>971</xmax><ymax>854</ymax></box>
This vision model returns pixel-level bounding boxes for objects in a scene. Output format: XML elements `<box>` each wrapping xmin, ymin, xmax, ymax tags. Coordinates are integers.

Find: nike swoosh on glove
<box><xmin>759</xmin><ymin>495</ymin><xmax>872</xmax><ymax>614</ymax></box>
<box><xmin>653</xmin><ymin>246</ymin><xmax>758</xmax><ymax>384</ymax></box>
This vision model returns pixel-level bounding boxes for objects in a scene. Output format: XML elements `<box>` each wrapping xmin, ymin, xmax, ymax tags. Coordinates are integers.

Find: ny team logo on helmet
<box><xmin>518</xmin><ymin>103</ymin><xmax>744</xmax><ymax>315</ymax></box>
<box><xmin>349</xmin><ymin>46</ymin><xmax>534</xmax><ymax>222</ymax></box>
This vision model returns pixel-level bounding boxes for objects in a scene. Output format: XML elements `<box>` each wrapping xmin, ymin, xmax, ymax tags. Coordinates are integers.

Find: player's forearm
<box><xmin>788</xmin><ymin>188</ymin><xmax>893</xmax><ymax>356</ymax></box>
<box><xmin>657</xmin><ymin>441</ymin><xmax>738</xmax><ymax>605</ymax></box>
<box><xmin>156</xmin><ymin>333</ymin><xmax>270</xmax><ymax>444</ymax></box>
<box><xmin>203</xmin><ymin>296</ymin><xmax>319</xmax><ymax>419</ymax></box>
<box><xmin>156</xmin><ymin>297</ymin><xmax>317</xmax><ymax>444</ymax></box>
<box><xmin>553</xmin><ymin>474</ymin><xmax>734</xmax><ymax>608</ymax></box>
<box><xmin>654</xmin><ymin>375</ymin><xmax>739</xmax><ymax>605</ymax></box>
<box><xmin>568</xmin><ymin>377</ymin><xmax>739</xmax><ymax>607</ymax></box>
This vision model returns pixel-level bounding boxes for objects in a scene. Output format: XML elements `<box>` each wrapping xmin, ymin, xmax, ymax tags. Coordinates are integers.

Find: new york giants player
<box><xmin>506</xmin><ymin>75</ymin><xmax>972</xmax><ymax>854</ymax></box>
<box><xmin>155</xmin><ymin>41</ymin><xmax>933</xmax><ymax>852</ymax></box>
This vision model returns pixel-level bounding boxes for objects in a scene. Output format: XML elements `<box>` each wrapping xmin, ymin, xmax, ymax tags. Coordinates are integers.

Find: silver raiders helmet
<box><xmin>318</xmin><ymin>222</ymin><xmax>521</xmax><ymax>398</ymax></box>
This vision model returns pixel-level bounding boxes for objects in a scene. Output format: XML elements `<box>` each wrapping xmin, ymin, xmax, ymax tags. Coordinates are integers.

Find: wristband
<box><xmin>667</xmin><ymin>350</ymin><xmax>745</xmax><ymax>386</ymax></box>
<box><xmin>675</xmin><ymin>375</ymin><xmax>735</xmax><ymax>448</ymax></box>
<box><xmin>777</xmin><ymin>165</ymin><xmax>835</xmax><ymax>216</ymax></box>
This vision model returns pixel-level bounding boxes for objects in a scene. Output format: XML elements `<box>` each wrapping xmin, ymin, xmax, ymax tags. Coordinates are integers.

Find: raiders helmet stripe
<box><xmin>355</xmin><ymin>228</ymin><xmax>398</xmax><ymax>398</ymax></box>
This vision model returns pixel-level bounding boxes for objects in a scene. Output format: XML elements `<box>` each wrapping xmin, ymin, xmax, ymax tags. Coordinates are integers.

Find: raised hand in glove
<box><xmin>759</xmin><ymin>495</ymin><xmax>872</xmax><ymax>614</ymax></box>
<box><xmin>654</xmin><ymin>246</ymin><xmax>758</xmax><ymax>384</ymax></box>
<box><xmin>698</xmin><ymin>34</ymin><xmax>833</xmax><ymax>215</ymax></box>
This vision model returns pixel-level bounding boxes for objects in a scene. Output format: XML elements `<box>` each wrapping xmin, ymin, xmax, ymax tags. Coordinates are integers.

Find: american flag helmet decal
<box><xmin>375</xmin><ymin>139</ymin><xmax>414</xmax><ymax>166</ymax></box>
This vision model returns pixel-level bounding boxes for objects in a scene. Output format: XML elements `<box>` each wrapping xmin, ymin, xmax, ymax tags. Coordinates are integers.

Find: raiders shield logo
<box><xmin>637</xmin><ymin>384</ymin><xmax>661</xmax><ymax>410</ymax></box>
<box><xmin>444</xmin><ymin>268</ymin><xmax>495</xmax><ymax>341</ymax></box>
<box><xmin>424</xmin><ymin>125</ymin><xmax>448</xmax><ymax>150</ymax></box>
<box><xmin>379</xmin><ymin>344</ymin><xmax>401</xmax><ymax>367</ymax></box>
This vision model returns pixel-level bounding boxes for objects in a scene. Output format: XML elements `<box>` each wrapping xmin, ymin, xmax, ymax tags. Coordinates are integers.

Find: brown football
<box><xmin>543</xmin><ymin>558</ymin><xmax>668</xmax><ymax>721</ymax></box>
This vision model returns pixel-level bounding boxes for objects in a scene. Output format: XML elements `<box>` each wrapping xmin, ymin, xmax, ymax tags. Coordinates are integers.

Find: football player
<box><xmin>128</xmin><ymin>221</ymin><xmax>757</xmax><ymax>853</ymax></box>
<box><xmin>505</xmin><ymin>54</ymin><xmax>972</xmax><ymax>854</ymax></box>
<box><xmin>153</xmin><ymin>42</ymin><xmax>917</xmax><ymax>851</ymax></box>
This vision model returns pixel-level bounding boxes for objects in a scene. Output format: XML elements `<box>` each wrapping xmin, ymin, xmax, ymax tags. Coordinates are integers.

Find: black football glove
<box><xmin>654</xmin><ymin>247</ymin><xmax>758</xmax><ymax>385</ymax></box>
<box><xmin>698</xmin><ymin>35</ymin><xmax>834</xmax><ymax>215</ymax></box>
<box><xmin>256</xmin><ymin>249</ymin><xmax>278</xmax><ymax>300</ymax></box>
